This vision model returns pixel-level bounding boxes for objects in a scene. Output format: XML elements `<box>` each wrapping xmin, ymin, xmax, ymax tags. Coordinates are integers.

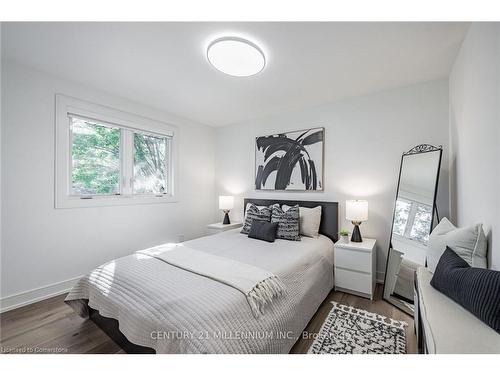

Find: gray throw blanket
<box><xmin>137</xmin><ymin>244</ymin><xmax>285</xmax><ymax>317</ymax></box>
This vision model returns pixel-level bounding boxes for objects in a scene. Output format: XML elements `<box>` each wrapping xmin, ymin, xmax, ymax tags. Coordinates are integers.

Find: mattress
<box><xmin>65</xmin><ymin>229</ymin><xmax>334</xmax><ymax>353</ymax></box>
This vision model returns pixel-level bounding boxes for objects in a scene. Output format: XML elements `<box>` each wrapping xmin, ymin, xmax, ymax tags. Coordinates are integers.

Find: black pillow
<box><xmin>431</xmin><ymin>247</ymin><xmax>500</xmax><ymax>333</ymax></box>
<box><xmin>248</xmin><ymin>220</ymin><xmax>278</xmax><ymax>243</ymax></box>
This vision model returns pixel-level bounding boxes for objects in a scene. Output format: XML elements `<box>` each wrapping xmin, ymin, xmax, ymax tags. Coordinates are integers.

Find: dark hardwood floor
<box><xmin>0</xmin><ymin>284</ymin><xmax>416</xmax><ymax>354</ymax></box>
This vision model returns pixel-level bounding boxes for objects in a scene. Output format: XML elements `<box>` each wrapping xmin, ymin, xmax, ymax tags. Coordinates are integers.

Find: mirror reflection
<box><xmin>384</xmin><ymin>146</ymin><xmax>442</xmax><ymax>315</ymax></box>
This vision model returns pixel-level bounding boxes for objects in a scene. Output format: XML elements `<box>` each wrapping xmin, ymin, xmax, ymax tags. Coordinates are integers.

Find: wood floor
<box><xmin>0</xmin><ymin>284</ymin><xmax>416</xmax><ymax>354</ymax></box>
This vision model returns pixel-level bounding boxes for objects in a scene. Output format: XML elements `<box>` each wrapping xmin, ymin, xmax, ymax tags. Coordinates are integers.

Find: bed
<box><xmin>65</xmin><ymin>199</ymin><xmax>338</xmax><ymax>354</ymax></box>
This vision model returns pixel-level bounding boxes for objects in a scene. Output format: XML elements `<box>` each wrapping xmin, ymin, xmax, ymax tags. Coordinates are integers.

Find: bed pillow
<box><xmin>240</xmin><ymin>204</ymin><xmax>272</xmax><ymax>234</ymax></box>
<box><xmin>427</xmin><ymin>217</ymin><xmax>487</xmax><ymax>273</ymax></box>
<box><xmin>271</xmin><ymin>204</ymin><xmax>301</xmax><ymax>241</ymax></box>
<box><xmin>431</xmin><ymin>247</ymin><xmax>500</xmax><ymax>333</ymax></box>
<box><xmin>244</xmin><ymin>203</ymin><xmax>268</xmax><ymax>215</ymax></box>
<box><xmin>248</xmin><ymin>220</ymin><xmax>279</xmax><ymax>243</ymax></box>
<box><xmin>283</xmin><ymin>204</ymin><xmax>322</xmax><ymax>238</ymax></box>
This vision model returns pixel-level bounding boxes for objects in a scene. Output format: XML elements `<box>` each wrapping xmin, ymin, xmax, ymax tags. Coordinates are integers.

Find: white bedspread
<box><xmin>137</xmin><ymin>245</ymin><xmax>285</xmax><ymax>317</ymax></box>
<box><xmin>65</xmin><ymin>229</ymin><xmax>334</xmax><ymax>353</ymax></box>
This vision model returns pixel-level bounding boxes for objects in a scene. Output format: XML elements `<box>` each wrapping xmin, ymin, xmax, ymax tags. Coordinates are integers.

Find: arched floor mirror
<box><xmin>383</xmin><ymin>144</ymin><xmax>443</xmax><ymax>316</ymax></box>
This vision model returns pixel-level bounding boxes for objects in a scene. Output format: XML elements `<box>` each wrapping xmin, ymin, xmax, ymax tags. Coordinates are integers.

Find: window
<box><xmin>56</xmin><ymin>95</ymin><xmax>177</xmax><ymax>208</ymax></box>
<box><xmin>71</xmin><ymin>117</ymin><xmax>121</xmax><ymax>196</ymax></box>
<box><xmin>409</xmin><ymin>204</ymin><xmax>432</xmax><ymax>243</ymax></box>
<box><xmin>392</xmin><ymin>199</ymin><xmax>411</xmax><ymax>237</ymax></box>
<box><xmin>133</xmin><ymin>132</ymin><xmax>169</xmax><ymax>195</ymax></box>
<box><xmin>392</xmin><ymin>198</ymin><xmax>432</xmax><ymax>244</ymax></box>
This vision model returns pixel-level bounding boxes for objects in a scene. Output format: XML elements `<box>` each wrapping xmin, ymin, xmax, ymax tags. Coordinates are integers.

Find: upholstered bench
<box><xmin>414</xmin><ymin>266</ymin><xmax>500</xmax><ymax>354</ymax></box>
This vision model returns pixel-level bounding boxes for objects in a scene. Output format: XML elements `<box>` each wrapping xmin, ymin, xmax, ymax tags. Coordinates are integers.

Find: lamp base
<box><xmin>351</xmin><ymin>222</ymin><xmax>363</xmax><ymax>242</ymax></box>
<box><xmin>223</xmin><ymin>211</ymin><xmax>231</xmax><ymax>225</ymax></box>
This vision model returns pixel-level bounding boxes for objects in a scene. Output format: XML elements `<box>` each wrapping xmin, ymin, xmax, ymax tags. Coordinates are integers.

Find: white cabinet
<box><xmin>334</xmin><ymin>238</ymin><xmax>376</xmax><ymax>299</ymax></box>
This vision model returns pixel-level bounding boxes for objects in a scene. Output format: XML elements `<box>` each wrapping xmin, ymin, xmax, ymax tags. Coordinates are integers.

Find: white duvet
<box><xmin>65</xmin><ymin>229</ymin><xmax>334</xmax><ymax>354</ymax></box>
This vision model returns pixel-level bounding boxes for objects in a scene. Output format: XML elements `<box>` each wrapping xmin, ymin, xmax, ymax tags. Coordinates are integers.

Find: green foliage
<box><xmin>72</xmin><ymin>121</ymin><xmax>120</xmax><ymax>195</ymax></box>
<box><xmin>71</xmin><ymin>119</ymin><xmax>168</xmax><ymax>196</ymax></box>
<box><xmin>339</xmin><ymin>229</ymin><xmax>349</xmax><ymax>236</ymax></box>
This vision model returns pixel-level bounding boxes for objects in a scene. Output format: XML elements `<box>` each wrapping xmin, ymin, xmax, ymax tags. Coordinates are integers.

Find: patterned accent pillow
<box><xmin>271</xmin><ymin>204</ymin><xmax>301</xmax><ymax>241</ymax></box>
<box><xmin>240</xmin><ymin>204</ymin><xmax>272</xmax><ymax>234</ymax></box>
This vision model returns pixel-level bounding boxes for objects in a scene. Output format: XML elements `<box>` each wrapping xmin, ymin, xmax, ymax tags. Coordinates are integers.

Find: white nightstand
<box><xmin>206</xmin><ymin>222</ymin><xmax>242</xmax><ymax>235</ymax></box>
<box><xmin>334</xmin><ymin>238</ymin><xmax>376</xmax><ymax>300</ymax></box>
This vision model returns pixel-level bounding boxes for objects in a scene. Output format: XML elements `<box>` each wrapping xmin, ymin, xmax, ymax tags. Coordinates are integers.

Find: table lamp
<box><xmin>346</xmin><ymin>200</ymin><xmax>368</xmax><ymax>242</ymax></box>
<box><xmin>219</xmin><ymin>196</ymin><xmax>234</xmax><ymax>225</ymax></box>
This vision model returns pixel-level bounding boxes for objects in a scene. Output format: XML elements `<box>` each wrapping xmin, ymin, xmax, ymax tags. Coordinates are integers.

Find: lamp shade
<box><xmin>346</xmin><ymin>200</ymin><xmax>368</xmax><ymax>222</ymax></box>
<box><xmin>219</xmin><ymin>196</ymin><xmax>234</xmax><ymax>210</ymax></box>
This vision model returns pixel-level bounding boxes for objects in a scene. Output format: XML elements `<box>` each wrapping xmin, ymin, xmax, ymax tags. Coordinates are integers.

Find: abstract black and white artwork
<box><xmin>255</xmin><ymin>127</ymin><xmax>324</xmax><ymax>190</ymax></box>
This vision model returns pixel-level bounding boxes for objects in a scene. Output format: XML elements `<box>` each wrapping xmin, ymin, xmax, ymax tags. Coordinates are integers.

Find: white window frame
<box><xmin>55</xmin><ymin>94</ymin><xmax>179</xmax><ymax>208</ymax></box>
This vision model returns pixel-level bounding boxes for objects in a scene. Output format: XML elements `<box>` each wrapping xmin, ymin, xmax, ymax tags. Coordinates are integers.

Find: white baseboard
<box><xmin>0</xmin><ymin>276</ymin><xmax>82</xmax><ymax>313</ymax></box>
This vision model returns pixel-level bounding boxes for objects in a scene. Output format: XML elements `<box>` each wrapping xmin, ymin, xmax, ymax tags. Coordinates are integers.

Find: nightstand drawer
<box><xmin>334</xmin><ymin>247</ymin><xmax>371</xmax><ymax>273</ymax></box>
<box><xmin>335</xmin><ymin>268</ymin><xmax>373</xmax><ymax>295</ymax></box>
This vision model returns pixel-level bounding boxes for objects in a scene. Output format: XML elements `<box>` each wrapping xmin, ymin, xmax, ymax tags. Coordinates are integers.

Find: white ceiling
<box><xmin>2</xmin><ymin>22</ymin><xmax>469</xmax><ymax>127</ymax></box>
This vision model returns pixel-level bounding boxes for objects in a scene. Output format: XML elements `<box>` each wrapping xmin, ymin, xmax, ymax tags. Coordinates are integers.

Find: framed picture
<box><xmin>255</xmin><ymin>127</ymin><xmax>324</xmax><ymax>190</ymax></box>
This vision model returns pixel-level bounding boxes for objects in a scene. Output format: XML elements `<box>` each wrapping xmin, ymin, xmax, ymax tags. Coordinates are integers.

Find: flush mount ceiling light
<box><xmin>207</xmin><ymin>37</ymin><xmax>266</xmax><ymax>77</ymax></box>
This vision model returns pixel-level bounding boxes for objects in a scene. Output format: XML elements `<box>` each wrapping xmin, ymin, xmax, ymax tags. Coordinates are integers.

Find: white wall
<box><xmin>0</xmin><ymin>50</ymin><xmax>457</xmax><ymax>310</ymax></box>
<box><xmin>215</xmin><ymin>80</ymin><xmax>450</xmax><ymax>281</ymax></box>
<box><xmin>0</xmin><ymin>62</ymin><xmax>217</xmax><ymax>310</ymax></box>
<box><xmin>449</xmin><ymin>23</ymin><xmax>500</xmax><ymax>270</ymax></box>
<box><xmin>0</xmin><ymin>25</ymin><xmax>2</xmax><ymax>289</ymax></box>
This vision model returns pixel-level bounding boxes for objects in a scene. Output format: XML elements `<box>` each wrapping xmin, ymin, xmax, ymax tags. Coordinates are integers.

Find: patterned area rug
<box><xmin>308</xmin><ymin>302</ymin><xmax>407</xmax><ymax>354</ymax></box>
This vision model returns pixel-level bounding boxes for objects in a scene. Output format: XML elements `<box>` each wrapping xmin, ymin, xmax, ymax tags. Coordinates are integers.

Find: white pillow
<box><xmin>283</xmin><ymin>205</ymin><xmax>322</xmax><ymax>238</ymax></box>
<box><xmin>427</xmin><ymin>217</ymin><xmax>488</xmax><ymax>273</ymax></box>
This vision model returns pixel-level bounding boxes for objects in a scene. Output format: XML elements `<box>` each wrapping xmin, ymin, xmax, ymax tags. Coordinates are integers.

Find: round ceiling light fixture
<box><xmin>207</xmin><ymin>37</ymin><xmax>266</xmax><ymax>77</ymax></box>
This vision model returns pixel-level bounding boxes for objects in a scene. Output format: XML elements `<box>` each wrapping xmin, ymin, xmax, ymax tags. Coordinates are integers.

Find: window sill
<box><xmin>55</xmin><ymin>194</ymin><xmax>178</xmax><ymax>209</ymax></box>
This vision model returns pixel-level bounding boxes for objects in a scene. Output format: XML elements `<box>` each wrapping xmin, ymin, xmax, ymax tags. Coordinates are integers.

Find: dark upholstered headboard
<box><xmin>243</xmin><ymin>198</ymin><xmax>339</xmax><ymax>242</ymax></box>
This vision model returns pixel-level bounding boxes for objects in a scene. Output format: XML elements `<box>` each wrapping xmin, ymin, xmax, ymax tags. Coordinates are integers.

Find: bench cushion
<box><xmin>417</xmin><ymin>266</ymin><xmax>500</xmax><ymax>353</ymax></box>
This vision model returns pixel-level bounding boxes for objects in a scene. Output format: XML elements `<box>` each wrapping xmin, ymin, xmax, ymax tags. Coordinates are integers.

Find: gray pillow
<box><xmin>427</xmin><ymin>217</ymin><xmax>487</xmax><ymax>273</ymax></box>
<box><xmin>271</xmin><ymin>204</ymin><xmax>301</xmax><ymax>241</ymax></box>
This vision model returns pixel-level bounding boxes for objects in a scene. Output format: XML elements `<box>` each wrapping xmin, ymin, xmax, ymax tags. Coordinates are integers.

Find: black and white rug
<box><xmin>308</xmin><ymin>302</ymin><xmax>407</xmax><ymax>354</ymax></box>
